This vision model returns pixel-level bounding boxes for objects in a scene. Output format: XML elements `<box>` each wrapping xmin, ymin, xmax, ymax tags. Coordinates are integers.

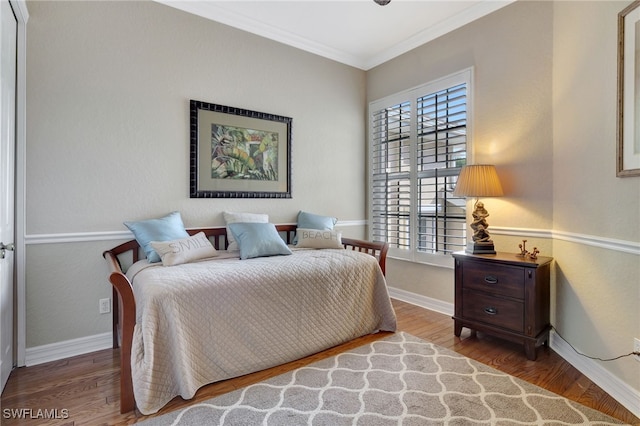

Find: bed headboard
<box><xmin>104</xmin><ymin>223</ymin><xmax>387</xmax><ymax>275</ymax></box>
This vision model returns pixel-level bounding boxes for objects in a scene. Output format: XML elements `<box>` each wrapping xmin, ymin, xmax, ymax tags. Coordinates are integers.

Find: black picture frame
<box><xmin>190</xmin><ymin>100</ymin><xmax>292</xmax><ymax>197</ymax></box>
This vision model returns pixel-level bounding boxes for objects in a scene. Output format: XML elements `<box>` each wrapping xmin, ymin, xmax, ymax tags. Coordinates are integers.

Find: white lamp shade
<box><xmin>453</xmin><ymin>165</ymin><xmax>504</xmax><ymax>197</ymax></box>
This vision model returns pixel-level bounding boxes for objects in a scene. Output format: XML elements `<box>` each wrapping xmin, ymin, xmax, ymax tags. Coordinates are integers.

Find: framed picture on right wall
<box><xmin>617</xmin><ymin>0</ymin><xmax>640</xmax><ymax>177</ymax></box>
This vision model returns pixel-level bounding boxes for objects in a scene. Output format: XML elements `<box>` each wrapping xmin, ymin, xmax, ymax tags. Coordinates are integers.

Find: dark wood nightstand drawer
<box><xmin>462</xmin><ymin>289</ymin><xmax>524</xmax><ymax>333</ymax></box>
<box><xmin>453</xmin><ymin>251</ymin><xmax>553</xmax><ymax>361</ymax></box>
<box><xmin>462</xmin><ymin>261</ymin><xmax>524</xmax><ymax>300</ymax></box>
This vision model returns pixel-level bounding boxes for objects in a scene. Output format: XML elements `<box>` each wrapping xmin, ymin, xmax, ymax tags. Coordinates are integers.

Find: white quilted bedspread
<box><xmin>126</xmin><ymin>248</ymin><xmax>397</xmax><ymax>415</ymax></box>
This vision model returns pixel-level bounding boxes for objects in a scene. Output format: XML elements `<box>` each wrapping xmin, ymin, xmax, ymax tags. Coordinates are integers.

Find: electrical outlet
<box><xmin>99</xmin><ymin>298</ymin><xmax>111</xmax><ymax>314</ymax></box>
<box><xmin>634</xmin><ymin>338</ymin><xmax>640</xmax><ymax>362</ymax></box>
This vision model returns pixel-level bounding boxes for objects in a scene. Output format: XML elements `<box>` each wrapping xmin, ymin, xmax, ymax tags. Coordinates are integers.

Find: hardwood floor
<box><xmin>2</xmin><ymin>299</ymin><xmax>639</xmax><ymax>425</ymax></box>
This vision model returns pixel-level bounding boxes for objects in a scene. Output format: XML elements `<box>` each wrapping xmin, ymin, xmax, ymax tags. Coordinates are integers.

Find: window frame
<box><xmin>367</xmin><ymin>68</ymin><xmax>473</xmax><ymax>268</ymax></box>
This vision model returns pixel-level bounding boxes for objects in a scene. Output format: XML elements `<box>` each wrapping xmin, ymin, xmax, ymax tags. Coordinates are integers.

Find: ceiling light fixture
<box><xmin>374</xmin><ymin>0</ymin><xmax>391</xmax><ymax>5</ymax></box>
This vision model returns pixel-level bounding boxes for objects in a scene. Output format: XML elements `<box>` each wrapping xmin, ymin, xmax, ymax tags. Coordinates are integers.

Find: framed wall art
<box><xmin>190</xmin><ymin>100</ymin><xmax>292</xmax><ymax>197</ymax></box>
<box><xmin>617</xmin><ymin>0</ymin><xmax>640</xmax><ymax>177</ymax></box>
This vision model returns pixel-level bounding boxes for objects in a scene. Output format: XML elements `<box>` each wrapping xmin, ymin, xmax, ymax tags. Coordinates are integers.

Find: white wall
<box><xmin>24</xmin><ymin>0</ymin><xmax>366</xmax><ymax>347</ymax></box>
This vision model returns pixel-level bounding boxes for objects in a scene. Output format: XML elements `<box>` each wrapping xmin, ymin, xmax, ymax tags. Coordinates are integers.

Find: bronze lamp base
<box><xmin>466</xmin><ymin>240</ymin><xmax>496</xmax><ymax>254</ymax></box>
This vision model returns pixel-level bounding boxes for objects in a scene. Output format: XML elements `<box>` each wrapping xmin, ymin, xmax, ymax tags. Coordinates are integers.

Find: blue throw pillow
<box><xmin>124</xmin><ymin>211</ymin><xmax>189</xmax><ymax>263</ymax></box>
<box><xmin>228</xmin><ymin>222</ymin><xmax>292</xmax><ymax>260</ymax></box>
<box><xmin>295</xmin><ymin>211</ymin><xmax>337</xmax><ymax>243</ymax></box>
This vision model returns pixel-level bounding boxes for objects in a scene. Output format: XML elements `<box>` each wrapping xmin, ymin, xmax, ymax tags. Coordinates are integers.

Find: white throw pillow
<box><xmin>223</xmin><ymin>211</ymin><xmax>269</xmax><ymax>251</ymax></box>
<box><xmin>150</xmin><ymin>232</ymin><xmax>217</xmax><ymax>266</ymax></box>
<box><xmin>295</xmin><ymin>228</ymin><xmax>343</xmax><ymax>249</ymax></box>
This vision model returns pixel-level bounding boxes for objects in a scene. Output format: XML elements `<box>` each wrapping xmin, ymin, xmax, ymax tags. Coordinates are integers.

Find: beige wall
<box><xmin>369</xmin><ymin>0</ymin><xmax>639</xmax><ymax>399</ymax></box>
<box><xmin>23</xmin><ymin>0</ymin><xmax>640</xmax><ymax>406</ymax></box>
<box><xmin>368</xmin><ymin>1</ymin><xmax>554</xmax><ymax>302</ymax></box>
<box><xmin>368</xmin><ymin>1</ymin><xmax>555</xmax><ymax>232</ymax></box>
<box><xmin>25</xmin><ymin>0</ymin><xmax>366</xmax><ymax>346</ymax></box>
<box><xmin>552</xmin><ymin>0</ymin><xmax>640</xmax><ymax>388</ymax></box>
<box><xmin>552</xmin><ymin>1</ymin><xmax>637</xmax><ymax>243</ymax></box>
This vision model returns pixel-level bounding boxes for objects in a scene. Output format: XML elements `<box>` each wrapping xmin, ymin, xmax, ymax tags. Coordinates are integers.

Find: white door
<box><xmin>0</xmin><ymin>0</ymin><xmax>17</xmax><ymax>391</ymax></box>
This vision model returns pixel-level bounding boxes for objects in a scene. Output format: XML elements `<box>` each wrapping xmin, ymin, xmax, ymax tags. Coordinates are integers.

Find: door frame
<box><xmin>11</xmin><ymin>0</ymin><xmax>28</xmax><ymax>367</ymax></box>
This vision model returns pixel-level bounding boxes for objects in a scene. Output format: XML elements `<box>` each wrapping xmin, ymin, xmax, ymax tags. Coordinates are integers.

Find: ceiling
<box><xmin>157</xmin><ymin>0</ymin><xmax>515</xmax><ymax>70</ymax></box>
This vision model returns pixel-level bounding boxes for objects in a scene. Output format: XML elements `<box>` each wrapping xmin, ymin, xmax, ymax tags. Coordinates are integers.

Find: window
<box><xmin>369</xmin><ymin>69</ymin><xmax>471</xmax><ymax>265</ymax></box>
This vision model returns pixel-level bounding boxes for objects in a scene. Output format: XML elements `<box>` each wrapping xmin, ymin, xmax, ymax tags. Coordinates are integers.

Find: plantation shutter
<box><xmin>416</xmin><ymin>84</ymin><xmax>467</xmax><ymax>254</ymax></box>
<box><xmin>371</xmin><ymin>101</ymin><xmax>412</xmax><ymax>250</ymax></box>
<box><xmin>369</xmin><ymin>69</ymin><xmax>471</xmax><ymax>261</ymax></box>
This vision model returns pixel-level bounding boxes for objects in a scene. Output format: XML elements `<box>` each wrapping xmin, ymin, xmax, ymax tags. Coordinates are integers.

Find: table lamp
<box><xmin>452</xmin><ymin>164</ymin><xmax>503</xmax><ymax>254</ymax></box>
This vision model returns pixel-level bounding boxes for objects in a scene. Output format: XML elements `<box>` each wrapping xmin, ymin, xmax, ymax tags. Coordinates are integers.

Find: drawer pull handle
<box><xmin>484</xmin><ymin>276</ymin><xmax>498</xmax><ymax>284</ymax></box>
<box><xmin>484</xmin><ymin>307</ymin><xmax>498</xmax><ymax>315</ymax></box>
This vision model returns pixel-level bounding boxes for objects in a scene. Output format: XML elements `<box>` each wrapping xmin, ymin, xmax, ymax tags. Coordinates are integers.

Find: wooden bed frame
<box><xmin>103</xmin><ymin>224</ymin><xmax>389</xmax><ymax>413</ymax></box>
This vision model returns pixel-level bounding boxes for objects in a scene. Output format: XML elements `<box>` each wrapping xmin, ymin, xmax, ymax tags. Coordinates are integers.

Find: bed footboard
<box><xmin>103</xmin><ymin>225</ymin><xmax>388</xmax><ymax>413</ymax></box>
<box><xmin>103</xmin><ymin>250</ymin><xmax>137</xmax><ymax>414</ymax></box>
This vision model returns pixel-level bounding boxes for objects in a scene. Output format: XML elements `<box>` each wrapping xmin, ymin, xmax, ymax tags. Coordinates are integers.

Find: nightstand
<box><xmin>452</xmin><ymin>251</ymin><xmax>553</xmax><ymax>361</ymax></box>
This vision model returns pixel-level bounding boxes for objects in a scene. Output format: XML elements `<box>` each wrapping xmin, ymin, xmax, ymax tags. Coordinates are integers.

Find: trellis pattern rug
<box><xmin>139</xmin><ymin>332</ymin><xmax>622</xmax><ymax>425</ymax></box>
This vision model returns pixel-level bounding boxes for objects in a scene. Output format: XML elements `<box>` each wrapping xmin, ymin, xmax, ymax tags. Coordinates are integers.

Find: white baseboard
<box><xmin>388</xmin><ymin>286</ymin><xmax>454</xmax><ymax>316</ymax></box>
<box><xmin>550</xmin><ymin>332</ymin><xmax>640</xmax><ymax>419</ymax></box>
<box><xmin>25</xmin><ymin>332</ymin><xmax>112</xmax><ymax>367</ymax></box>
<box><xmin>388</xmin><ymin>286</ymin><xmax>640</xmax><ymax>419</ymax></box>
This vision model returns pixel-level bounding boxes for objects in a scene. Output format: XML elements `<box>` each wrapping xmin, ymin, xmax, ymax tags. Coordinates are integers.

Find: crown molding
<box><xmin>155</xmin><ymin>0</ymin><xmax>515</xmax><ymax>71</ymax></box>
<box><xmin>363</xmin><ymin>0</ymin><xmax>515</xmax><ymax>70</ymax></box>
<box><xmin>155</xmin><ymin>0</ymin><xmax>366</xmax><ymax>68</ymax></box>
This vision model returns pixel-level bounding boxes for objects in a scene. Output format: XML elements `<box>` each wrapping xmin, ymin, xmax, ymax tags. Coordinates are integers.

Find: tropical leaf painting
<box><xmin>210</xmin><ymin>123</ymin><xmax>279</xmax><ymax>180</ymax></box>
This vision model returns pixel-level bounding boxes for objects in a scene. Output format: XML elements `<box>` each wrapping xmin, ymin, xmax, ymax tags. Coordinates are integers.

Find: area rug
<box><xmin>138</xmin><ymin>332</ymin><xmax>622</xmax><ymax>425</ymax></box>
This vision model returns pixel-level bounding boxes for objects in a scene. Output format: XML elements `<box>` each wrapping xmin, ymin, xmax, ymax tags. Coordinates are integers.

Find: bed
<box><xmin>103</xmin><ymin>224</ymin><xmax>396</xmax><ymax>414</ymax></box>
